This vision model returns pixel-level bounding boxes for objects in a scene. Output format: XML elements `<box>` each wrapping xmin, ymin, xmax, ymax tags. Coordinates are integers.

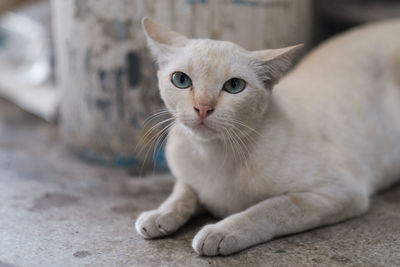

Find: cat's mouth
<box><xmin>184</xmin><ymin>119</ymin><xmax>219</xmax><ymax>135</ymax></box>
<box><xmin>194</xmin><ymin>121</ymin><xmax>215</xmax><ymax>132</ymax></box>
<box><xmin>178</xmin><ymin>117</ymin><xmax>221</xmax><ymax>139</ymax></box>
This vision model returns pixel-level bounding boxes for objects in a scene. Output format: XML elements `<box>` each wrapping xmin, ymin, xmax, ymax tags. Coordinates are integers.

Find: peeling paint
<box><xmin>74</xmin><ymin>0</ymin><xmax>91</xmax><ymax>20</ymax></box>
<box><xmin>100</xmin><ymin>19</ymin><xmax>132</xmax><ymax>41</ymax></box>
<box><xmin>126</xmin><ymin>52</ymin><xmax>141</xmax><ymax>87</ymax></box>
<box><xmin>115</xmin><ymin>68</ymin><xmax>125</xmax><ymax>119</ymax></box>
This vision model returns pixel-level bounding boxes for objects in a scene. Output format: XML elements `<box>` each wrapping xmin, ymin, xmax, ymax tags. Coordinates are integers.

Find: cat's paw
<box><xmin>192</xmin><ymin>224</ymin><xmax>242</xmax><ymax>256</ymax></box>
<box><xmin>135</xmin><ymin>209</ymin><xmax>185</xmax><ymax>239</ymax></box>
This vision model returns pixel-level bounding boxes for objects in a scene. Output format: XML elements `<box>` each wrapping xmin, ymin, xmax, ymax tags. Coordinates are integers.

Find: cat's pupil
<box><xmin>231</xmin><ymin>79</ymin><xmax>237</xmax><ymax>88</ymax></box>
<box><xmin>180</xmin><ymin>75</ymin><xmax>186</xmax><ymax>83</ymax></box>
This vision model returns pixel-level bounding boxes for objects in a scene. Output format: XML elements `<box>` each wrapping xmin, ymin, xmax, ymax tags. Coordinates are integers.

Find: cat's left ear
<box><xmin>251</xmin><ymin>44</ymin><xmax>303</xmax><ymax>89</ymax></box>
<box><xmin>142</xmin><ymin>17</ymin><xmax>189</xmax><ymax>67</ymax></box>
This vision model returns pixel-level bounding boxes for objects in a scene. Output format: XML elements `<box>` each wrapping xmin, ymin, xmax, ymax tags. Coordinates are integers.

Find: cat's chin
<box><xmin>179</xmin><ymin>123</ymin><xmax>222</xmax><ymax>142</ymax></box>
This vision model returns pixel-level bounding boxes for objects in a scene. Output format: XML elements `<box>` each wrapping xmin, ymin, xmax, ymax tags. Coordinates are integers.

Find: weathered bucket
<box><xmin>52</xmin><ymin>0</ymin><xmax>311</xmax><ymax>171</ymax></box>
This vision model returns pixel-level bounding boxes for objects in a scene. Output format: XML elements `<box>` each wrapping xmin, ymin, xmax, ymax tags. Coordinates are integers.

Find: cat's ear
<box><xmin>142</xmin><ymin>17</ymin><xmax>189</xmax><ymax>67</ymax></box>
<box><xmin>251</xmin><ymin>44</ymin><xmax>303</xmax><ymax>89</ymax></box>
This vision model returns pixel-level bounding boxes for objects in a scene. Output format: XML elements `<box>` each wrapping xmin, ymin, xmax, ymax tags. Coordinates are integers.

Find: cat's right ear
<box><xmin>142</xmin><ymin>17</ymin><xmax>189</xmax><ymax>67</ymax></box>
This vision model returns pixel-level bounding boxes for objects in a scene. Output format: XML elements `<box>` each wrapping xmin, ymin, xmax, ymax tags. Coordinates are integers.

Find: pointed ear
<box><xmin>142</xmin><ymin>17</ymin><xmax>189</xmax><ymax>67</ymax></box>
<box><xmin>251</xmin><ymin>44</ymin><xmax>303</xmax><ymax>89</ymax></box>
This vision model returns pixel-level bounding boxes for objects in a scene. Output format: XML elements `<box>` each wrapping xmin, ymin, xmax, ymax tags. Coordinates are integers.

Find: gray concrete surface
<box><xmin>0</xmin><ymin>97</ymin><xmax>399</xmax><ymax>267</ymax></box>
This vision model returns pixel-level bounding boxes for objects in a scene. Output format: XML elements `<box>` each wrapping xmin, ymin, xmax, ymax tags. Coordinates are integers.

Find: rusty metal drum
<box><xmin>52</xmin><ymin>0</ymin><xmax>311</xmax><ymax>170</ymax></box>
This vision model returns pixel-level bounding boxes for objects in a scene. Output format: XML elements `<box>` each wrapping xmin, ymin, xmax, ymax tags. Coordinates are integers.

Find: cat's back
<box><xmin>289</xmin><ymin>19</ymin><xmax>400</xmax><ymax>83</ymax></box>
<box><xmin>279</xmin><ymin>18</ymin><xmax>400</xmax><ymax>131</ymax></box>
<box><xmin>273</xmin><ymin>19</ymin><xmax>400</xmax><ymax>193</ymax></box>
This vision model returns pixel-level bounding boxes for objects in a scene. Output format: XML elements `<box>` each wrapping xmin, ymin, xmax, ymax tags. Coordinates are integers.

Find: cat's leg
<box><xmin>136</xmin><ymin>181</ymin><xmax>199</xmax><ymax>239</ymax></box>
<box><xmin>192</xmin><ymin>186</ymin><xmax>369</xmax><ymax>256</ymax></box>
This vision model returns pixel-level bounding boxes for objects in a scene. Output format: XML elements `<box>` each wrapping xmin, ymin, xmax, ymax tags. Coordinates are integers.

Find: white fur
<box><xmin>136</xmin><ymin>18</ymin><xmax>400</xmax><ymax>256</ymax></box>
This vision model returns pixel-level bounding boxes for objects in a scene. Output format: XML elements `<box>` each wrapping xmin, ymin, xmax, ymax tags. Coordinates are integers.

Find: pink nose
<box><xmin>194</xmin><ymin>104</ymin><xmax>214</xmax><ymax>119</ymax></box>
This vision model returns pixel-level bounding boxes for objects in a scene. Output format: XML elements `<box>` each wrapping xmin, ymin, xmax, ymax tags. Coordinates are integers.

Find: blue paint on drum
<box><xmin>187</xmin><ymin>0</ymin><xmax>207</xmax><ymax>4</ymax></box>
<box><xmin>76</xmin><ymin>147</ymin><xmax>168</xmax><ymax>170</ymax></box>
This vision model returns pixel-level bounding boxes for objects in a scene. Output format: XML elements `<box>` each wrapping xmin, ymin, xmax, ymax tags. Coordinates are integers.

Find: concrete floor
<box><xmin>0</xmin><ymin>98</ymin><xmax>399</xmax><ymax>267</ymax></box>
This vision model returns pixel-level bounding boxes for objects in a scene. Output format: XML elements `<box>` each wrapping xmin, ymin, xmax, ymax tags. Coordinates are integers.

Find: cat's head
<box><xmin>142</xmin><ymin>17</ymin><xmax>302</xmax><ymax>141</ymax></box>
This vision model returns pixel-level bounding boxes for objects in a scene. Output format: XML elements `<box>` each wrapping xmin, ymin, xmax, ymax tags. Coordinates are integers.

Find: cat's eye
<box><xmin>171</xmin><ymin>72</ymin><xmax>192</xmax><ymax>89</ymax></box>
<box><xmin>223</xmin><ymin>78</ymin><xmax>246</xmax><ymax>94</ymax></box>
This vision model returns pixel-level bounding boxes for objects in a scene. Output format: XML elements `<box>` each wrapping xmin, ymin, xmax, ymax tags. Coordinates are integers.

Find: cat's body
<box><xmin>136</xmin><ymin>18</ymin><xmax>400</xmax><ymax>256</ymax></box>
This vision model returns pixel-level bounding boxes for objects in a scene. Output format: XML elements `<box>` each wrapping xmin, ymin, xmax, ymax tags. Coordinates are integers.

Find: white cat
<box><xmin>135</xmin><ymin>17</ymin><xmax>400</xmax><ymax>256</ymax></box>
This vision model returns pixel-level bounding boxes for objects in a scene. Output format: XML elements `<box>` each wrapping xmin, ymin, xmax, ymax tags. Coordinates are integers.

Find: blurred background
<box><xmin>0</xmin><ymin>0</ymin><xmax>399</xmax><ymax>174</ymax></box>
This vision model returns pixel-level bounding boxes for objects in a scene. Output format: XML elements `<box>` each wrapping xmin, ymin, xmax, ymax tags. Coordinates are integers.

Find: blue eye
<box><xmin>223</xmin><ymin>78</ymin><xmax>246</xmax><ymax>94</ymax></box>
<box><xmin>171</xmin><ymin>72</ymin><xmax>192</xmax><ymax>89</ymax></box>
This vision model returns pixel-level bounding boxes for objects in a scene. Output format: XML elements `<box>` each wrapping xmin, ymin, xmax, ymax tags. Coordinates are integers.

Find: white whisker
<box><xmin>139</xmin><ymin>120</ymin><xmax>175</xmax><ymax>175</ymax></box>
<box><xmin>135</xmin><ymin>117</ymin><xmax>176</xmax><ymax>154</ymax></box>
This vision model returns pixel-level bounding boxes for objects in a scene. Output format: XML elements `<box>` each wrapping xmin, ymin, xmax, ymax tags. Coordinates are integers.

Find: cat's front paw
<box><xmin>192</xmin><ymin>224</ymin><xmax>243</xmax><ymax>256</ymax></box>
<box><xmin>135</xmin><ymin>209</ymin><xmax>185</xmax><ymax>239</ymax></box>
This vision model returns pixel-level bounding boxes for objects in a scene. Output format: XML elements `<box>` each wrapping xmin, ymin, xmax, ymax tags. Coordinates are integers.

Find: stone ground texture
<box><xmin>0</xmin><ymin>98</ymin><xmax>399</xmax><ymax>267</ymax></box>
